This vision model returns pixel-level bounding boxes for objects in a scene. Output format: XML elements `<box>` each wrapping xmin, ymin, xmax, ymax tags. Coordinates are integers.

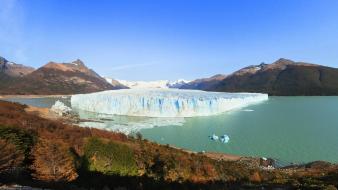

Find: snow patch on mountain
<box><xmin>104</xmin><ymin>78</ymin><xmax>190</xmax><ymax>89</ymax></box>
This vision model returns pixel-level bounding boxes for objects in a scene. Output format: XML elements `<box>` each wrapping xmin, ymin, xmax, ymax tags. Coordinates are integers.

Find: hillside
<box><xmin>0</xmin><ymin>57</ymin><xmax>126</xmax><ymax>95</ymax></box>
<box><xmin>181</xmin><ymin>58</ymin><xmax>338</xmax><ymax>96</ymax></box>
<box><xmin>180</xmin><ymin>74</ymin><xmax>226</xmax><ymax>90</ymax></box>
<box><xmin>0</xmin><ymin>100</ymin><xmax>337</xmax><ymax>189</ymax></box>
<box><xmin>0</xmin><ymin>56</ymin><xmax>35</xmax><ymax>77</ymax></box>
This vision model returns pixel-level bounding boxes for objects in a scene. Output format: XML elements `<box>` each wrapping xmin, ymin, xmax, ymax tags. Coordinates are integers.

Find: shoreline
<box><xmin>0</xmin><ymin>94</ymin><xmax>71</xmax><ymax>99</ymax></box>
<box><xmin>24</xmin><ymin>105</ymin><xmax>61</xmax><ymax>121</ymax></box>
<box><xmin>23</xmin><ymin>103</ymin><xmax>248</xmax><ymax>162</ymax></box>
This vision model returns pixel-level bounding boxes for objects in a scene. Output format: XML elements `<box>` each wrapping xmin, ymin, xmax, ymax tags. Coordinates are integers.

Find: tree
<box><xmin>0</xmin><ymin>139</ymin><xmax>24</xmax><ymax>173</ymax></box>
<box><xmin>30</xmin><ymin>138</ymin><xmax>78</xmax><ymax>182</ymax></box>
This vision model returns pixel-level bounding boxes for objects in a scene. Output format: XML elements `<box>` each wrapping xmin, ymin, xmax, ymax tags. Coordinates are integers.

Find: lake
<box><xmin>3</xmin><ymin>96</ymin><xmax>338</xmax><ymax>163</ymax></box>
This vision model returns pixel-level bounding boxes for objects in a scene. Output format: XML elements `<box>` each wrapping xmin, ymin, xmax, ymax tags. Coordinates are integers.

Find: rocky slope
<box><xmin>0</xmin><ymin>56</ymin><xmax>35</xmax><ymax>77</ymax></box>
<box><xmin>0</xmin><ymin>57</ymin><xmax>125</xmax><ymax>95</ymax></box>
<box><xmin>180</xmin><ymin>74</ymin><xmax>226</xmax><ymax>90</ymax></box>
<box><xmin>103</xmin><ymin>78</ymin><xmax>129</xmax><ymax>89</ymax></box>
<box><xmin>182</xmin><ymin>58</ymin><xmax>338</xmax><ymax>95</ymax></box>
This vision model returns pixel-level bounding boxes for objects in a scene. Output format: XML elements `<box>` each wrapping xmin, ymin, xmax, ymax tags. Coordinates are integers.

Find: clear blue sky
<box><xmin>1</xmin><ymin>0</ymin><xmax>338</xmax><ymax>80</ymax></box>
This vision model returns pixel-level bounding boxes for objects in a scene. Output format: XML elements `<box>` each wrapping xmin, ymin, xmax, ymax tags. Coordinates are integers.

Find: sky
<box><xmin>1</xmin><ymin>0</ymin><xmax>338</xmax><ymax>81</ymax></box>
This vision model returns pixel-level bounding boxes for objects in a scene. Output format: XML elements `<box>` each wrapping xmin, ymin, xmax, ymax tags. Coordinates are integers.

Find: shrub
<box><xmin>30</xmin><ymin>138</ymin><xmax>78</xmax><ymax>182</ymax></box>
<box><xmin>0</xmin><ymin>139</ymin><xmax>24</xmax><ymax>173</ymax></box>
<box><xmin>83</xmin><ymin>137</ymin><xmax>138</xmax><ymax>176</ymax></box>
<box><xmin>0</xmin><ymin>125</ymin><xmax>36</xmax><ymax>161</ymax></box>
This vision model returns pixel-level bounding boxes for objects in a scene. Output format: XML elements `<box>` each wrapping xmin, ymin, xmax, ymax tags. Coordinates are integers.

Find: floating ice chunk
<box><xmin>51</xmin><ymin>100</ymin><xmax>72</xmax><ymax>116</ymax></box>
<box><xmin>76</xmin><ymin>109</ymin><xmax>186</xmax><ymax>134</ymax></box>
<box><xmin>220</xmin><ymin>134</ymin><xmax>230</xmax><ymax>143</ymax></box>
<box><xmin>71</xmin><ymin>89</ymin><xmax>268</xmax><ymax>117</ymax></box>
<box><xmin>209</xmin><ymin>134</ymin><xmax>219</xmax><ymax>141</ymax></box>
<box><xmin>242</xmin><ymin>109</ymin><xmax>254</xmax><ymax>112</ymax></box>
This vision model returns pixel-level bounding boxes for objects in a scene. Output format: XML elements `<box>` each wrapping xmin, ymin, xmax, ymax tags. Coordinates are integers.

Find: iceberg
<box><xmin>51</xmin><ymin>100</ymin><xmax>72</xmax><ymax>116</ymax></box>
<box><xmin>71</xmin><ymin>89</ymin><xmax>268</xmax><ymax>117</ymax></box>
<box><xmin>209</xmin><ymin>134</ymin><xmax>219</xmax><ymax>141</ymax></box>
<box><xmin>209</xmin><ymin>134</ymin><xmax>230</xmax><ymax>143</ymax></box>
<box><xmin>220</xmin><ymin>134</ymin><xmax>230</xmax><ymax>143</ymax></box>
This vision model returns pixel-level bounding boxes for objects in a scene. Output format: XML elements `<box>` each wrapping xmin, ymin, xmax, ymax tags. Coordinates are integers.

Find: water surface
<box><xmin>141</xmin><ymin>97</ymin><xmax>338</xmax><ymax>163</ymax></box>
<box><xmin>3</xmin><ymin>96</ymin><xmax>338</xmax><ymax>163</ymax></box>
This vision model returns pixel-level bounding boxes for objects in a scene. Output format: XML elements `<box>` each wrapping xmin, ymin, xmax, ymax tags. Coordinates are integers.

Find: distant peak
<box><xmin>72</xmin><ymin>59</ymin><xmax>85</xmax><ymax>66</ymax></box>
<box><xmin>0</xmin><ymin>56</ymin><xmax>8</xmax><ymax>64</ymax></box>
<box><xmin>44</xmin><ymin>59</ymin><xmax>86</xmax><ymax>68</ymax></box>
<box><xmin>274</xmin><ymin>58</ymin><xmax>295</xmax><ymax>65</ymax></box>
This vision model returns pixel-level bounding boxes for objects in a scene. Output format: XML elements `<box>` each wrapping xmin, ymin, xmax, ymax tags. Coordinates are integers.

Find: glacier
<box><xmin>71</xmin><ymin>89</ymin><xmax>268</xmax><ymax>117</ymax></box>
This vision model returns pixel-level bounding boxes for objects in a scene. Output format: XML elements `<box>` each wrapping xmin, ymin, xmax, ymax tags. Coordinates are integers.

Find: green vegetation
<box><xmin>83</xmin><ymin>137</ymin><xmax>138</xmax><ymax>176</ymax></box>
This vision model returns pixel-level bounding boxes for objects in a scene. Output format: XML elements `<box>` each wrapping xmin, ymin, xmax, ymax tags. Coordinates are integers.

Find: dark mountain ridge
<box><xmin>182</xmin><ymin>58</ymin><xmax>338</xmax><ymax>96</ymax></box>
<box><xmin>180</xmin><ymin>74</ymin><xmax>227</xmax><ymax>90</ymax></box>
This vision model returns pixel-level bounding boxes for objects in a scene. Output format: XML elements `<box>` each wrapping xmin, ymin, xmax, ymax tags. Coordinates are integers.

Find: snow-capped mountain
<box><xmin>167</xmin><ymin>79</ymin><xmax>191</xmax><ymax>88</ymax></box>
<box><xmin>104</xmin><ymin>78</ymin><xmax>190</xmax><ymax>89</ymax></box>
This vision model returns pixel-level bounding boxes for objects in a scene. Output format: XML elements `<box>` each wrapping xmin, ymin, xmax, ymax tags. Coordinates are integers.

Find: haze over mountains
<box><xmin>1</xmin><ymin>56</ymin><xmax>338</xmax><ymax>95</ymax></box>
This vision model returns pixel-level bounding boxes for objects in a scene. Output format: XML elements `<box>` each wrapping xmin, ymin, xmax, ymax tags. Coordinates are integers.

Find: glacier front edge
<box><xmin>71</xmin><ymin>89</ymin><xmax>268</xmax><ymax>117</ymax></box>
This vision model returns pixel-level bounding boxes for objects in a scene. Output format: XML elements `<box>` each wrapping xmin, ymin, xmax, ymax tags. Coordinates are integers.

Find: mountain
<box><xmin>181</xmin><ymin>58</ymin><xmax>338</xmax><ymax>96</ymax></box>
<box><xmin>105</xmin><ymin>78</ymin><xmax>190</xmax><ymax>89</ymax></box>
<box><xmin>0</xmin><ymin>57</ymin><xmax>125</xmax><ymax>95</ymax></box>
<box><xmin>0</xmin><ymin>56</ymin><xmax>35</xmax><ymax>77</ymax></box>
<box><xmin>103</xmin><ymin>78</ymin><xmax>129</xmax><ymax>89</ymax></box>
<box><xmin>113</xmin><ymin>79</ymin><xmax>170</xmax><ymax>89</ymax></box>
<box><xmin>180</xmin><ymin>74</ymin><xmax>227</xmax><ymax>90</ymax></box>
<box><xmin>167</xmin><ymin>79</ymin><xmax>191</xmax><ymax>88</ymax></box>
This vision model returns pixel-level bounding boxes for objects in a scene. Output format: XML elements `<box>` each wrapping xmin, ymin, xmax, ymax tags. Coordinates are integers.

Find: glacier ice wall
<box><xmin>71</xmin><ymin>89</ymin><xmax>268</xmax><ymax>117</ymax></box>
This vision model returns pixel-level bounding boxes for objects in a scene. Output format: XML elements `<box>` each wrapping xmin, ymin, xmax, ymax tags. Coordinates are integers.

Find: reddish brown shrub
<box><xmin>30</xmin><ymin>138</ymin><xmax>78</xmax><ymax>182</ymax></box>
<box><xmin>0</xmin><ymin>139</ymin><xmax>24</xmax><ymax>173</ymax></box>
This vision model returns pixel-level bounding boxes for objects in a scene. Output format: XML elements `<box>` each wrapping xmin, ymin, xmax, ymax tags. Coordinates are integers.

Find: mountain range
<box><xmin>181</xmin><ymin>58</ymin><xmax>338</xmax><ymax>96</ymax></box>
<box><xmin>1</xmin><ymin>56</ymin><xmax>338</xmax><ymax>95</ymax></box>
<box><xmin>105</xmin><ymin>78</ymin><xmax>190</xmax><ymax>89</ymax></box>
<box><xmin>0</xmin><ymin>56</ymin><xmax>126</xmax><ymax>95</ymax></box>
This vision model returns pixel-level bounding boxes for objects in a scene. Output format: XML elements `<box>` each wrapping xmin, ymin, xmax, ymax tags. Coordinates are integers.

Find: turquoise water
<box><xmin>2</xmin><ymin>97</ymin><xmax>70</xmax><ymax>108</ymax></box>
<box><xmin>141</xmin><ymin>97</ymin><xmax>338</xmax><ymax>163</ymax></box>
<box><xmin>3</xmin><ymin>96</ymin><xmax>338</xmax><ymax>163</ymax></box>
